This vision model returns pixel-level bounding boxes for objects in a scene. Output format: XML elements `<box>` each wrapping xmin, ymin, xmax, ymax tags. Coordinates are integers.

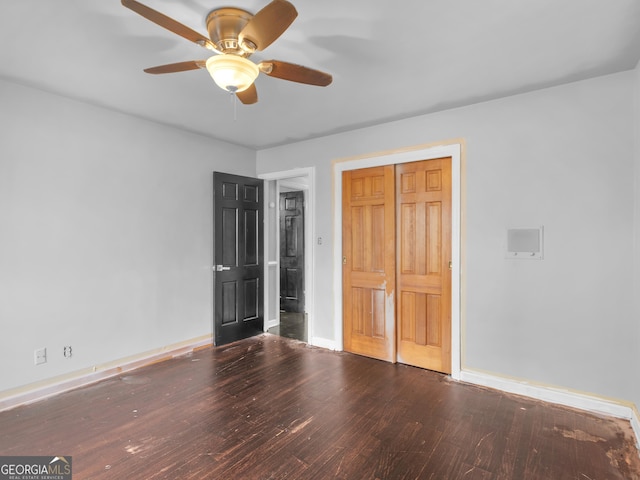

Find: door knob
<box><xmin>215</xmin><ymin>265</ymin><xmax>231</xmax><ymax>271</ymax></box>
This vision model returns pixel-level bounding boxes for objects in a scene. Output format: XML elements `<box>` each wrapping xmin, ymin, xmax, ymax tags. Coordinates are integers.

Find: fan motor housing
<box><xmin>206</xmin><ymin>7</ymin><xmax>255</xmax><ymax>56</ymax></box>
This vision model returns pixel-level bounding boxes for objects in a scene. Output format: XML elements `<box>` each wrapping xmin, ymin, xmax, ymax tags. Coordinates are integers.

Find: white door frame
<box><xmin>259</xmin><ymin>167</ymin><xmax>315</xmax><ymax>341</ymax></box>
<box><xmin>333</xmin><ymin>143</ymin><xmax>462</xmax><ymax>379</ymax></box>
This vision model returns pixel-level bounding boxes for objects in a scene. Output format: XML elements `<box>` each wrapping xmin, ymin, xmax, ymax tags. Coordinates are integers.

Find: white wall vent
<box><xmin>507</xmin><ymin>227</ymin><xmax>543</xmax><ymax>259</ymax></box>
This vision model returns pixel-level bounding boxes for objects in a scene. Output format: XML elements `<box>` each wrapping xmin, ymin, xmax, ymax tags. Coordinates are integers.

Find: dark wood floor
<box><xmin>1</xmin><ymin>335</ymin><xmax>639</xmax><ymax>479</ymax></box>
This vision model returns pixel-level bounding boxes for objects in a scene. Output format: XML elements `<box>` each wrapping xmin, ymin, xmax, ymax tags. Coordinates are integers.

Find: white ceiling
<box><xmin>1</xmin><ymin>1</ymin><xmax>639</xmax><ymax>149</ymax></box>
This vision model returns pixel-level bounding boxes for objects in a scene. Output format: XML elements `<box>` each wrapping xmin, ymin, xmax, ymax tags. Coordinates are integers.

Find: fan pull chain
<box><xmin>227</xmin><ymin>91</ymin><xmax>238</xmax><ymax>121</ymax></box>
<box><xmin>233</xmin><ymin>92</ymin><xmax>237</xmax><ymax>121</ymax></box>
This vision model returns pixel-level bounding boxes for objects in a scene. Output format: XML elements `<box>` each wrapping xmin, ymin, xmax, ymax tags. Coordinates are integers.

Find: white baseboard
<box><xmin>631</xmin><ymin>408</ymin><xmax>640</xmax><ymax>450</ymax></box>
<box><xmin>0</xmin><ymin>336</ymin><xmax>212</xmax><ymax>413</ymax></box>
<box><xmin>460</xmin><ymin>369</ymin><xmax>640</xmax><ymax>450</ymax></box>
<box><xmin>310</xmin><ymin>336</ymin><xmax>339</xmax><ymax>351</ymax></box>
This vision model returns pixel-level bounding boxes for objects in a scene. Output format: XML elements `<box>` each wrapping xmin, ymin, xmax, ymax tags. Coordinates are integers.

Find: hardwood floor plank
<box><xmin>0</xmin><ymin>334</ymin><xmax>639</xmax><ymax>479</ymax></box>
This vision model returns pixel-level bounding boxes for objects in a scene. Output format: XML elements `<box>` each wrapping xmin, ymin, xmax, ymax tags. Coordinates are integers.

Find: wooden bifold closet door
<box><xmin>342</xmin><ymin>165</ymin><xmax>396</xmax><ymax>362</ymax></box>
<box><xmin>342</xmin><ymin>158</ymin><xmax>452</xmax><ymax>373</ymax></box>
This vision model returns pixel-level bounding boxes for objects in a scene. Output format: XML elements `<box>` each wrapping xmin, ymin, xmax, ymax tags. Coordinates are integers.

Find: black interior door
<box><xmin>279</xmin><ymin>190</ymin><xmax>305</xmax><ymax>313</ymax></box>
<box><xmin>213</xmin><ymin>172</ymin><xmax>264</xmax><ymax>346</ymax></box>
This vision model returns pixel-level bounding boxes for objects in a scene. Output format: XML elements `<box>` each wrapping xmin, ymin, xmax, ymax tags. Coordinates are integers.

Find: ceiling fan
<box><xmin>121</xmin><ymin>0</ymin><xmax>333</xmax><ymax>104</ymax></box>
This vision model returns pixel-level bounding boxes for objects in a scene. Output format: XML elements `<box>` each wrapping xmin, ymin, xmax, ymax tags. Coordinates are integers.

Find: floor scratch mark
<box><xmin>290</xmin><ymin>417</ymin><xmax>314</xmax><ymax>434</ymax></box>
<box><xmin>476</xmin><ymin>431</ymin><xmax>494</xmax><ymax>449</ymax></box>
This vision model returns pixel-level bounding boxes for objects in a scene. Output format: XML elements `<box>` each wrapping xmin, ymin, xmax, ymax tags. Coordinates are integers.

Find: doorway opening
<box><xmin>260</xmin><ymin>168</ymin><xmax>315</xmax><ymax>344</ymax></box>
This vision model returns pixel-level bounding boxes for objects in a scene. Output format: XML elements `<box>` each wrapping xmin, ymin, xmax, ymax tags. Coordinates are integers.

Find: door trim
<box><xmin>259</xmin><ymin>167</ymin><xmax>315</xmax><ymax>344</ymax></box>
<box><xmin>333</xmin><ymin>143</ymin><xmax>462</xmax><ymax>379</ymax></box>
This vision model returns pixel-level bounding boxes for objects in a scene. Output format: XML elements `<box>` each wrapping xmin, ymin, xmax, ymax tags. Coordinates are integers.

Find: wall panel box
<box><xmin>507</xmin><ymin>227</ymin><xmax>543</xmax><ymax>259</ymax></box>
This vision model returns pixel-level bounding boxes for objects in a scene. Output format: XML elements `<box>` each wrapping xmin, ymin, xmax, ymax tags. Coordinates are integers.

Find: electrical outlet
<box><xmin>63</xmin><ymin>346</ymin><xmax>73</xmax><ymax>358</ymax></box>
<box><xmin>34</xmin><ymin>348</ymin><xmax>47</xmax><ymax>365</ymax></box>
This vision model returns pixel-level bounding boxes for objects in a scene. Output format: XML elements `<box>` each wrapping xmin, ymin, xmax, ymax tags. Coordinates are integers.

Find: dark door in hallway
<box><xmin>213</xmin><ymin>172</ymin><xmax>264</xmax><ymax>346</ymax></box>
<box><xmin>279</xmin><ymin>190</ymin><xmax>305</xmax><ymax>313</ymax></box>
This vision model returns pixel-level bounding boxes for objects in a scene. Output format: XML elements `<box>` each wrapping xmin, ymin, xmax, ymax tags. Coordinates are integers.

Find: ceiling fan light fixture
<box><xmin>206</xmin><ymin>55</ymin><xmax>259</xmax><ymax>93</ymax></box>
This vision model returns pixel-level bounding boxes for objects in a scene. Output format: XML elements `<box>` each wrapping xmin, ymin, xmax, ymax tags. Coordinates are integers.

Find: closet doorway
<box><xmin>343</xmin><ymin>158</ymin><xmax>452</xmax><ymax>373</ymax></box>
<box><xmin>335</xmin><ymin>144</ymin><xmax>461</xmax><ymax>378</ymax></box>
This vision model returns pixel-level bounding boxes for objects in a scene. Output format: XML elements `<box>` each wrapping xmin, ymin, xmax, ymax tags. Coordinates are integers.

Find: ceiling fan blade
<box><xmin>236</xmin><ymin>83</ymin><xmax>258</xmax><ymax>104</ymax></box>
<box><xmin>239</xmin><ymin>0</ymin><xmax>297</xmax><ymax>51</ymax></box>
<box><xmin>144</xmin><ymin>60</ymin><xmax>206</xmax><ymax>74</ymax></box>
<box><xmin>259</xmin><ymin>61</ymin><xmax>332</xmax><ymax>86</ymax></box>
<box><xmin>121</xmin><ymin>0</ymin><xmax>217</xmax><ymax>51</ymax></box>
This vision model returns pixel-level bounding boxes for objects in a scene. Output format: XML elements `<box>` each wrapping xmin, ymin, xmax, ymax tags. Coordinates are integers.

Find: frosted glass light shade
<box><xmin>205</xmin><ymin>55</ymin><xmax>259</xmax><ymax>93</ymax></box>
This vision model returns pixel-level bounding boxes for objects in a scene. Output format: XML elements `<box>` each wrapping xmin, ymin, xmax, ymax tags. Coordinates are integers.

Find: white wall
<box><xmin>0</xmin><ymin>79</ymin><xmax>255</xmax><ymax>393</ymax></box>
<box><xmin>257</xmin><ymin>71</ymin><xmax>637</xmax><ymax>404</ymax></box>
